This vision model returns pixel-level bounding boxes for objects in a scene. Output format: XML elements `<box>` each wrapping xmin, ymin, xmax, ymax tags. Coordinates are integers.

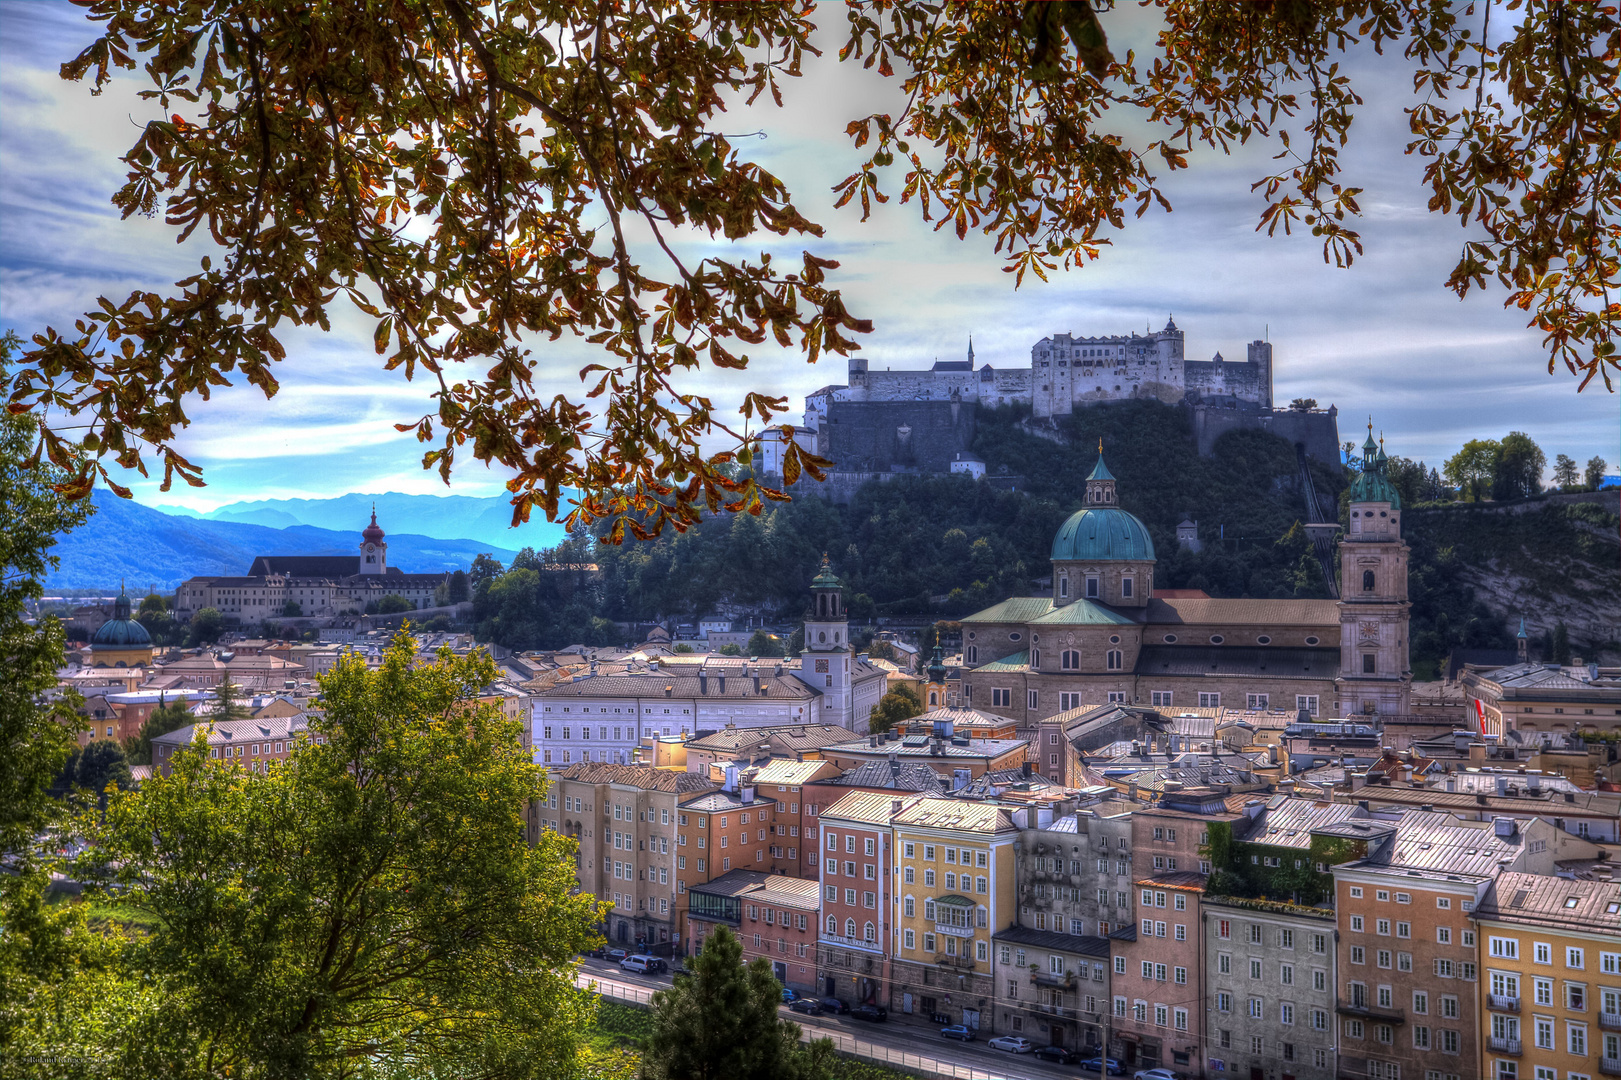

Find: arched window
<box><xmin>864</xmin><ymin>921</ymin><xmax>876</xmax><ymax>942</ymax></box>
<box><xmin>1106</xmin><ymin>650</ymin><xmax>1123</xmax><ymax>671</ymax></box>
<box><xmin>1062</xmin><ymin>650</ymin><xmax>1081</xmax><ymax>670</ymax></box>
<box><xmin>1363</xmin><ymin>570</ymin><xmax>1375</xmax><ymax>592</ymax></box>
<box><xmin>845</xmin><ymin>918</ymin><xmax>857</xmax><ymax>938</ymax></box>
<box><xmin>827</xmin><ymin>915</ymin><xmax>837</xmax><ymax>934</ymax></box>
<box><xmin>966</xmin><ymin>645</ymin><xmax>978</xmax><ymax>664</ymax></box>
<box><xmin>929</xmin><ymin>690</ymin><xmax>939</xmax><ymax>706</ymax></box>
<box><xmin>1030</xmin><ymin>648</ymin><xmax>1041</xmax><ymax>668</ymax></box>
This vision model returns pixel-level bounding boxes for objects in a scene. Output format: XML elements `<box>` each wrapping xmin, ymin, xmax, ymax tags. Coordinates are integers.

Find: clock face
<box><xmin>365</xmin><ymin>544</ymin><xmax>374</xmax><ymax>553</ymax></box>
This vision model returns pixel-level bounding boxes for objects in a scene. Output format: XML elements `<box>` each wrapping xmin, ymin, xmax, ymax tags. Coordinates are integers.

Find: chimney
<box><xmin>892</xmin><ymin>798</ymin><xmax>903</xmax><ymax>815</ymax></box>
<box><xmin>1022</xmin><ymin>761</ymin><xmax>1033</xmax><ymax>779</ymax></box>
<box><xmin>723</xmin><ymin>764</ymin><xmax>739</xmax><ymax>793</ymax></box>
<box><xmin>699</xmin><ymin>673</ymin><xmax>708</xmax><ymax>694</ymax></box>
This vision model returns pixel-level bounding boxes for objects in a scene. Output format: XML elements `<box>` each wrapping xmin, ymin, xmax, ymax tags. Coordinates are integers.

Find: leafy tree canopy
<box><xmin>869</xmin><ymin>683</ymin><xmax>924</xmax><ymax>735</ymax></box>
<box><xmin>377</xmin><ymin>593</ymin><xmax>414</xmax><ymax>615</ymax></box>
<box><xmin>187</xmin><ymin>606</ymin><xmax>224</xmax><ymax>646</ymax></box>
<box><xmin>642</xmin><ymin>924</ymin><xmax>832</xmax><ymax>1080</ymax></box>
<box><xmin>11</xmin><ymin>1</ymin><xmax>1618</xmax><ymax>537</ymax></box>
<box><xmin>28</xmin><ymin>634</ymin><xmax>606</xmax><ymax>1079</ymax></box>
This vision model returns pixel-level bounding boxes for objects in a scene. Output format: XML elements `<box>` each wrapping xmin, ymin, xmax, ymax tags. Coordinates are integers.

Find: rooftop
<box><xmin>991</xmin><ymin>926</ymin><xmax>1112</xmax><ymax>956</ymax></box>
<box><xmin>552</xmin><ymin>761</ymin><xmax>718</xmax><ymax>794</ymax></box>
<box><xmin>892</xmin><ymin>797</ymin><xmax>1018</xmax><ymax>834</ymax></box>
<box><xmin>1475</xmin><ymin>871</ymin><xmax>1621</xmax><ymax>931</ymax></box>
<box><xmin>690</xmin><ymin>869</ymin><xmax>822</xmax><ymax>909</ymax></box>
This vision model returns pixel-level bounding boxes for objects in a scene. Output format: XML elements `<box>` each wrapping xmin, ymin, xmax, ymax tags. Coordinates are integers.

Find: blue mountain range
<box><xmin>46</xmin><ymin>490</ymin><xmax>530</xmax><ymax>592</ymax></box>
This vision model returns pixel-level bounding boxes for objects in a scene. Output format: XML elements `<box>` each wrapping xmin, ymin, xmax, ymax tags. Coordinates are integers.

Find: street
<box><xmin>576</xmin><ymin>957</ymin><xmax>1093</xmax><ymax>1080</ymax></box>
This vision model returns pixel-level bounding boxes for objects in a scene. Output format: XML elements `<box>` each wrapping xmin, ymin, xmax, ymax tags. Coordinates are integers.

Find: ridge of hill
<box><xmin>157</xmin><ymin>491</ymin><xmax>569</xmax><ymax>550</ymax></box>
<box><xmin>47</xmin><ymin>490</ymin><xmax>521</xmax><ymax>591</ymax></box>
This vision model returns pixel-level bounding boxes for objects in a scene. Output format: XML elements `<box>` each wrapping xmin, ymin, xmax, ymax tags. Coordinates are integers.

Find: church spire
<box><xmin>967</xmin><ymin>336</ymin><xmax>975</xmax><ymax>365</ymax></box>
<box><xmin>1085</xmin><ymin>443</ymin><xmax>1117</xmax><ymax>505</ymax></box>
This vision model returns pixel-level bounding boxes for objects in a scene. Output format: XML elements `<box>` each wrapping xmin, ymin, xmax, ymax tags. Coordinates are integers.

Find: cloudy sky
<box><xmin>2</xmin><ymin>2</ymin><xmax>1615</xmax><ymax>517</ymax></box>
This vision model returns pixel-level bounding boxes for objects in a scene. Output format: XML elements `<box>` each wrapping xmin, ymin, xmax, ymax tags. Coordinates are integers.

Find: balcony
<box><xmin>1487</xmin><ymin>1036</ymin><xmax>1522</xmax><ymax>1056</ymax></box>
<box><xmin>1599</xmin><ymin>1057</ymin><xmax>1621</xmax><ymax>1076</ymax></box>
<box><xmin>1489</xmin><ymin>993</ymin><xmax>1520</xmax><ymax>1013</ymax></box>
<box><xmin>1032</xmin><ymin>971</ymin><xmax>1078</xmax><ymax>990</ymax></box>
<box><xmin>934</xmin><ymin>923</ymin><xmax>975</xmax><ymax>939</ymax></box>
<box><xmin>935</xmin><ymin>953</ymin><xmax>978</xmax><ymax>971</ymax></box>
<box><xmin>1032</xmin><ymin>1001</ymin><xmax>1080</xmax><ymax>1019</ymax></box>
<box><xmin>819</xmin><ymin>934</ymin><xmax>882</xmax><ymax>954</ymax></box>
<box><xmin>1336</xmin><ymin>1002</ymin><xmax>1406</xmax><ymax>1025</ymax></box>
<box><xmin>1602</xmin><ymin>1012</ymin><xmax>1621</xmax><ymax>1031</ymax></box>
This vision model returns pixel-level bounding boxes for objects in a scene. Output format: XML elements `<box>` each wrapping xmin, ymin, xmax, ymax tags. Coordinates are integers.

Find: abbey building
<box><xmin>173</xmin><ymin>511</ymin><xmax>450</xmax><ymax>624</ymax></box>
<box><xmin>958</xmin><ymin>431</ymin><xmax>1412</xmax><ymax>722</ymax></box>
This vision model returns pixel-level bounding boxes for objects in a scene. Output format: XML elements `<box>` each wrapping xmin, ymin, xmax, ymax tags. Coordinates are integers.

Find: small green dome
<box><xmin>1347</xmin><ymin>467</ymin><xmax>1402</xmax><ymax>509</ymax></box>
<box><xmin>1051</xmin><ymin>507</ymin><xmax>1157</xmax><ymax>563</ymax></box>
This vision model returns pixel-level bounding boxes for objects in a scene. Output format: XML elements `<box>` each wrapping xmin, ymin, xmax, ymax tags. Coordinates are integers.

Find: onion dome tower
<box><xmin>359</xmin><ymin>506</ymin><xmax>388</xmax><ymax>575</ymax></box>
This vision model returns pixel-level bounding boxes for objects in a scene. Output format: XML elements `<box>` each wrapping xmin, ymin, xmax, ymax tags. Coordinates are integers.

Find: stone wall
<box><xmin>1193</xmin><ymin>404</ymin><xmax>1342</xmax><ymax>466</ymax></box>
<box><xmin>819</xmin><ymin>398</ymin><xmax>976</xmax><ymax>477</ymax></box>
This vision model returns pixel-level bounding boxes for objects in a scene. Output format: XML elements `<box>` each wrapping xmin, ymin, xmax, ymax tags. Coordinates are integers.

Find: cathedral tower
<box><xmin>1335</xmin><ymin>425</ymin><xmax>1412</xmax><ymax>716</ymax></box>
<box><xmin>801</xmin><ymin>555</ymin><xmax>853</xmax><ymax>725</ymax></box>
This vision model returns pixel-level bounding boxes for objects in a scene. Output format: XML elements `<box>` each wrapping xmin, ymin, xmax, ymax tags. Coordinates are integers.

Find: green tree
<box><xmin>74</xmin><ymin>738</ymin><xmax>134</xmax><ymax>809</ymax></box>
<box><xmin>19</xmin><ymin>3</ymin><xmax>1619</xmax><ymax>534</ymax></box>
<box><xmin>1444</xmin><ymin>440</ymin><xmax>1502</xmax><ymax>502</ymax></box>
<box><xmin>130</xmin><ymin>696</ymin><xmax>197</xmax><ymax>767</ymax></box>
<box><xmin>279</xmin><ymin>600</ymin><xmax>303</xmax><ymax>617</ymax></box>
<box><xmin>868</xmin><ymin>684</ymin><xmax>925</xmax><ymax>735</ymax></box>
<box><xmin>187</xmin><ymin>606</ymin><xmax>224</xmax><ymax>646</ymax></box>
<box><xmin>786</xmin><ymin>627</ymin><xmax>804</xmax><ymax>656</ymax></box>
<box><xmin>377</xmin><ymin>594</ymin><xmax>414</xmax><ymax>615</ymax></box>
<box><xmin>643</xmin><ymin>924</ymin><xmax>832</xmax><ymax>1080</ymax></box>
<box><xmin>0</xmin><ymin>345</ymin><xmax>94</xmax><ymax>1050</ymax></box>
<box><xmin>1588</xmin><ymin>456</ymin><xmax>1611</xmax><ymax>490</ymax></box>
<box><xmin>746</xmin><ymin>630</ymin><xmax>785</xmax><ymax>658</ymax></box>
<box><xmin>672</xmin><ymin>643</ymin><xmax>695</xmax><ymax>654</ymax></box>
<box><xmin>1553</xmin><ymin>454</ymin><xmax>1581</xmax><ymax>490</ymax></box>
<box><xmin>43</xmin><ymin>635</ymin><xmax>606</xmax><ymax>1078</ymax></box>
<box><xmin>718</xmin><ymin>643</ymin><xmax>743</xmax><ymax>657</ymax></box>
<box><xmin>447</xmin><ymin>568</ymin><xmax>471</xmax><ymax>604</ymax></box>
<box><xmin>212</xmin><ymin>678</ymin><xmax>250</xmax><ymax>723</ymax></box>
<box><xmin>1553</xmin><ymin>621</ymin><xmax>1573</xmax><ymax>666</ymax></box>
<box><xmin>1289</xmin><ymin>398</ymin><xmax>1318</xmax><ymax>412</ymax></box>
<box><xmin>1493</xmin><ymin>431</ymin><xmax>1547</xmax><ymax>501</ymax></box>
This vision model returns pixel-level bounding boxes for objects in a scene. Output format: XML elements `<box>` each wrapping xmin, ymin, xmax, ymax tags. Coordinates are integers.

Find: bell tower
<box><xmin>801</xmin><ymin>555</ymin><xmax>854</xmax><ymax>728</ymax></box>
<box><xmin>359</xmin><ymin>507</ymin><xmax>388</xmax><ymax>576</ymax></box>
<box><xmin>1335</xmin><ymin>423</ymin><xmax>1412</xmax><ymax>716</ymax></box>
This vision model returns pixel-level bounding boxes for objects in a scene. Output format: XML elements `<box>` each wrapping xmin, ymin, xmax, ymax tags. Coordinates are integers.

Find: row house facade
<box><xmin>688</xmin><ymin>870</ymin><xmax>821</xmax><ymax>994</ymax></box>
<box><xmin>889</xmin><ymin>798</ymin><xmax>1021</xmax><ymax>1032</ymax></box>
<box><xmin>547</xmin><ymin>762</ymin><xmax>717</xmax><ymax>952</ymax></box>
<box><xmin>816</xmin><ymin>791</ymin><xmax>927</xmax><ymax>1005</ymax></box>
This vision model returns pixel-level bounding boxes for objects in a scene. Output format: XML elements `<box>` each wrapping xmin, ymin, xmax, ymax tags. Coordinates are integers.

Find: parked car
<box><xmin>602</xmin><ymin>948</ymin><xmax>629</xmax><ymax>963</ymax></box>
<box><xmin>1134</xmin><ymin>1070</ymin><xmax>1182</xmax><ymax>1080</ymax></box>
<box><xmin>939</xmin><ymin>1024</ymin><xmax>976</xmax><ymax>1042</ymax></box>
<box><xmin>780</xmin><ymin>988</ymin><xmax>798</xmax><ymax>1003</ymax></box>
<box><xmin>619</xmin><ymin>954</ymin><xmax>666</xmax><ymax>974</ymax></box>
<box><xmin>1076</xmin><ymin>1057</ymin><xmax>1126</xmax><ymax>1076</ymax></box>
<box><xmin>1033</xmin><ymin>1046</ymin><xmax>1076</xmax><ymax>1063</ymax></box>
<box><xmin>817</xmin><ymin>997</ymin><xmax>849</xmax><ymax>1015</ymax></box>
<box><xmin>788</xmin><ymin>998</ymin><xmax>823</xmax><ymax>1016</ymax></box>
<box><xmin>987</xmin><ymin>1036</ymin><xmax>1033</xmax><ymax>1053</ymax></box>
<box><xmin>850</xmin><ymin>1004</ymin><xmax>888</xmax><ymax>1022</ymax></box>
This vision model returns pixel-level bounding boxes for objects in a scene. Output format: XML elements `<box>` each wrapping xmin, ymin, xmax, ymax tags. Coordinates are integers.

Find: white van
<box><xmin>619</xmin><ymin>954</ymin><xmax>660</xmax><ymax>974</ymax></box>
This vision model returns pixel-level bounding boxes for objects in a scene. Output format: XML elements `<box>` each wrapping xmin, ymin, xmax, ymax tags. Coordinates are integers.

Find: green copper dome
<box><xmin>1348</xmin><ymin>421</ymin><xmax>1401</xmax><ymax>508</ymax></box>
<box><xmin>811</xmin><ymin>554</ymin><xmax>841</xmax><ymax>589</ymax></box>
<box><xmin>92</xmin><ymin>591</ymin><xmax>152</xmax><ymax>647</ymax></box>
<box><xmin>1051</xmin><ymin>507</ymin><xmax>1156</xmax><ymax>563</ymax></box>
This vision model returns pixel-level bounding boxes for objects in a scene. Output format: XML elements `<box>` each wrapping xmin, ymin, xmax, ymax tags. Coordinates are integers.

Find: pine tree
<box><xmin>642</xmin><ymin>924</ymin><xmax>833</xmax><ymax>1080</ymax></box>
<box><xmin>212</xmin><ymin>678</ymin><xmax>249</xmax><ymax>723</ymax></box>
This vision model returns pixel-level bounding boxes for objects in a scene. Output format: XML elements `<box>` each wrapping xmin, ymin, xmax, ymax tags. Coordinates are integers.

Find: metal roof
<box><xmin>992</xmin><ymin>926</ymin><xmax>1112</xmax><ymax>956</ymax></box>
<box><xmin>1144</xmin><ymin>597</ymin><xmax>1339</xmax><ymax>627</ymax></box>
<box><xmin>1475</xmin><ymin>871</ymin><xmax>1621</xmax><ymax>931</ymax></box>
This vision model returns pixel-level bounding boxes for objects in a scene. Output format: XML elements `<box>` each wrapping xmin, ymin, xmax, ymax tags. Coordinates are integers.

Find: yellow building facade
<box><xmin>1474</xmin><ymin>871</ymin><xmax>1621</xmax><ymax>1080</ymax></box>
<box><xmin>889</xmin><ymin>798</ymin><xmax>1019</xmax><ymax>1033</ymax></box>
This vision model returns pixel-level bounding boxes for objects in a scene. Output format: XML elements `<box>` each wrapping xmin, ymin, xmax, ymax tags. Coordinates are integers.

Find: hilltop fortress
<box><xmin>769</xmin><ymin>317</ymin><xmax>1341</xmax><ymax>501</ymax></box>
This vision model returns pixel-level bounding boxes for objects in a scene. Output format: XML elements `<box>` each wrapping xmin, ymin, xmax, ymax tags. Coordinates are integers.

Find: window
<box><xmin>1297</xmin><ymin>694</ymin><xmax>1320</xmax><ymax>716</ymax></box>
<box><xmin>1105</xmin><ymin>650</ymin><xmax>1123</xmax><ymax>670</ymax></box>
<box><xmin>1490</xmin><ymin>937</ymin><xmax>1520</xmax><ymax>960</ymax></box>
<box><xmin>1121</xmin><ymin>576</ymin><xmax>1134</xmax><ymax>598</ymax></box>
<box><xmin>1363</xmin><ymin>653</ymin><xmax>1377</xmax><ymax>673</ymax></box>
<box><xmin>1151</xmin><ymin>691</ymin><xmax>1173</xmax><ymax>707</ymax></box>
<box><xmin>1027</xmin><ymin>689</ymin><xmax>1038</xmax><ymax>710</ymax></box>
<box><xmin>1061</xmin><ymin>650</ymin><xmax>1081</xmax><ymax>671</ymax></box>
<box><xmin>1059</xmin><ymin>691</ymin><xmax>1082</xmax><ymax>711</ymax></box>
<box><xmin>1247</xmin><ymin>693</ymin><xmax>1269</xmax><ymax>710</ymax></box>
<box><xmin>992</xmin><ymin>688</ymin><xmax>1012</xmax><ymax>708</ymax></box>
<box><xmin>1199</xmin><ymin>692</ymin><xmax>1221</xmax><ymax>708</ymax></box>
<box><xmin>1569</xmin><ymin>946</ymin><xmax>1586</xmax><ymax>970</ymax></box>
<box><xmin>1535</xmin><ymin>942</ymin><xmax>1553</xmax><ymax>965</ymax></box>
<box><xmin>1086</xmin><ymin>576</ymin><xmax>1099</xmax><ymax>598</ymax></box>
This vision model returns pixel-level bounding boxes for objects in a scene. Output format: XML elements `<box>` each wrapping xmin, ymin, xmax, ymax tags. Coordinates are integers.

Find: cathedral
<box><xmin>959</xmin><ymin>429</ymin><xmax>1411</xmax><ymax>721</ymax></box>
<box><xmin>173</xmin><ymin>511</ymin><xmax>451</xmax><ymax>625</ymax></box>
